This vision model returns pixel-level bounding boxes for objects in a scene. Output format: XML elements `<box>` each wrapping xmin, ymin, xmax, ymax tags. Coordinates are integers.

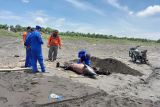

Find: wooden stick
<box><xmin>36</xmin><ymin>91</ymin><xmax>107</xmax><ymax>106</ymax></box>
<box><xmin>0</xmin><ymin>68</ymin><xmax>32</xmax><ymax>72</ymax></box>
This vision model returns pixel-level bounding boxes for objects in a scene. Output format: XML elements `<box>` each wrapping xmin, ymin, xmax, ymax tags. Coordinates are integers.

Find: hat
<box><xmin>78</xmin><ymin>50</ymin><xmax>86</xmax><ymax>58</ymax></box>
<box><xmin>53</xmin><ymin>29</ymin><xmax>59</xmax><ymax>33</ymax></box>
<box><xmin>27</xmin><ymin>26</ymin><xmax>31</xmax><ymax>30</ymax></box>
<box><xmin>35</xmin><ymin>25</ymin><xmax>41</xmax><ymax>30</ymax></box>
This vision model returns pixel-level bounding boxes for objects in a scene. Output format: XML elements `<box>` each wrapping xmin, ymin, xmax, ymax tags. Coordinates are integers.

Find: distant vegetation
<box><xmin>157</xmin><ymin>39</ymin><xmax>160</xmax><ymax>43</ymax></box>
<box><xmin>0</xmin><ymin>24</ymin><xmax>159</xmax><ymax>43</ymax></box>
<box><xmin>0</xmin><ymin>29</ymin><xmax>17</xmax><ymax>37</ymax></box>
<box><xmin>0</xmin><ymin>24</ymin><xmax>53</xmax><ymax>34</ymax></box>
<box><xmin>59</xmin><ymin>32</ymin><xmax>157</xmax><ymax>43</ymax></box>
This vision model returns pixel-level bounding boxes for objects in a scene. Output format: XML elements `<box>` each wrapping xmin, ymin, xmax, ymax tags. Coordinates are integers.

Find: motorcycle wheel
<box><xmin>132</xmin><ymin>55</ymin><xmax>136</xmax><ymax>62</ymax></box>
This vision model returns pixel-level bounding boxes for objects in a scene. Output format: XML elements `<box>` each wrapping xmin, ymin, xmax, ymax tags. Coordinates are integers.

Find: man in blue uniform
<box><xmin>77</xmin><ymin>50</ymin><xmax>91</xmax><ymax>66</ymax></box>
<box><xmin>24</xmin><ymin>27</ymin><xmax>32</xmax><ymax>67</ymax></box>
<box><xmin>25</xmin><ymin>25</ymin><xmax>45</xmax><ymax>73</ymax></box>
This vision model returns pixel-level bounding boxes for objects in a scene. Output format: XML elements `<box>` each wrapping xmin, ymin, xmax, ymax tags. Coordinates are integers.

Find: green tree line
<box><xmin>0</xmin><ymin>24</ymin><xmax>159</xmax><ymax>43</ymax></box>
<box><xmin>60</xmin><ymin>31</ymin><xmax>158</xmax><ymax>43</ymax></box>
<box><xmin>0</xmin><ymin>24</ymin><xmax>54</xmax><ymax>34</ymax></box>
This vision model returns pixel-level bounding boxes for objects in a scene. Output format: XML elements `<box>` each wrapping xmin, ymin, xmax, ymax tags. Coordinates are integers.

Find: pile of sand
<box><xmin>91</xmin><ymin>57</ymin><xmax>143</xmax><ymax>76</ymax></box>
<box><xmin>71</xmin><ymin>57</ymin><xmax>143</xmax><ymax>76</ymax></box>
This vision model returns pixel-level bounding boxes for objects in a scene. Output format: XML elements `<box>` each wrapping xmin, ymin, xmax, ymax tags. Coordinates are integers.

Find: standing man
<box><xmin>23</xmin><ymin>26</ymin><xmax>32</xmax><ymax>67</ymax></box>
<box><xmin>25</xmin><ymin>25</ymin><xmax>45</xmax><ymax>73</ymax></box>
<box><xmin>47</xmin><ymin>30</ymin><xmax>62</xmax><ymax>61</ymax></box>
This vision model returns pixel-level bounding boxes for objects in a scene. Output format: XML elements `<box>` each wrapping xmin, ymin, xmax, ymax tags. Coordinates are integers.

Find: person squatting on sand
<box><xmin>25</xmin><ymin>25</ymin><xmax>45</xmax><ymax>73</ymax></box>
<box><xmin>47</xmin><ymin>30</ymin><xmax>62</xmax><ymax>62</ymax></box>
<box><xmin>77</xmin><ymin>50</ymin><xmax>91</xmax><ymax>66</ymax></box>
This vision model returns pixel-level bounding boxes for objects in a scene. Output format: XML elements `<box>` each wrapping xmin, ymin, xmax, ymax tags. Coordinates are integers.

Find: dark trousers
<box><xmin>25</xmin><ymin>48</ymin><xmax>32</xmax><ymax>67</ymax></box>
<box><xmin>48</xmin><ymin>46</ymin><xmax>58</xmax><ymax>60</ymax></box>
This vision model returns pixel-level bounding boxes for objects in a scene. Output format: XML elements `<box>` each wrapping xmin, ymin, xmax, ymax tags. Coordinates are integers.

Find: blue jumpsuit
<box><xmin>25</xmin><ymin>32</ymin><xmax>32</xmax><ymax>67</ymax></box>
<box><xmin>77</xmin><ymin>50</ymin><xmax>91</xmax><ymax>66</ymax></box>
<box><xmin>25</xmin><ymin>30</ymin><xmax>45</xmax><ymax>73</ymax></box>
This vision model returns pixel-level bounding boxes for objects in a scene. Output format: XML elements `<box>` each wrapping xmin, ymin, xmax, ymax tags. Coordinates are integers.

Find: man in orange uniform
<box><xmin>23</xmin><ymin>32</ymin><xmax>27</xmax><ymax>42</ymax></box>
<box><xmin>47</xmin><ymin>30</ymin><xmax>62</xmax><ymax>61</ymax></box>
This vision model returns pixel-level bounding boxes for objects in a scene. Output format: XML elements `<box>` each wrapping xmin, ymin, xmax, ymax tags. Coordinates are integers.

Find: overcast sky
<box><xmin>0</xmin><ymin>0</ymin><xmax>160</xmax><ymax>40</ymax></box>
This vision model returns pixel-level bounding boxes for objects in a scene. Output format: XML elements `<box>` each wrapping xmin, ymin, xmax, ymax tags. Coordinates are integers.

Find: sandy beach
<box><xmin>0</xmin><ymin>36</ymin><xmax>160</xmax><ymax>107</ymax></box>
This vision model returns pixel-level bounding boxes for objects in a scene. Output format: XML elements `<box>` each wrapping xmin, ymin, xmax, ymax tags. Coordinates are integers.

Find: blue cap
<box><xmin>78</xmin><ymin>49</ymin><xmax>86</xmax><ymax>58</ymax></box>
<box><xmin>35</xmin><ymin>25</ymin><xmax>41</xmax><ymax>30</ymax></box>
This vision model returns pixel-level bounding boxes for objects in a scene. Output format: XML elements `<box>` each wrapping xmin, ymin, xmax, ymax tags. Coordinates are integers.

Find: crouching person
<box><xmin>77</xmin><ymin>50</ymin><xmax>91</xmax><ymax>66</ymax></box>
